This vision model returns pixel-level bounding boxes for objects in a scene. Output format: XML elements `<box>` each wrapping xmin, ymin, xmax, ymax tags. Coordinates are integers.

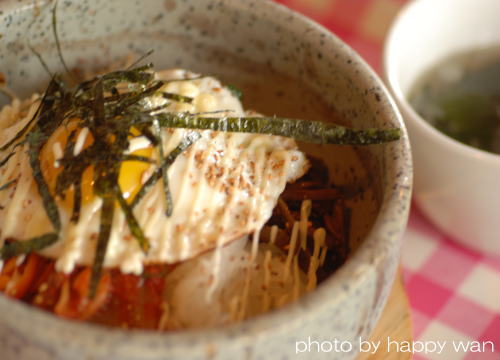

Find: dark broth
<box><xmin>409</xmin><ymin>47</ymin><xmax>500</xmax><ymax>154</ymax></box>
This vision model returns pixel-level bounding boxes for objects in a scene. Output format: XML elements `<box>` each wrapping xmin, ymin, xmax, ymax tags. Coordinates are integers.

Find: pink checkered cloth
<box><xmin>275</xmin><ymin>1</ymin><xmax>500</xmax><ymax>359</ymax></box>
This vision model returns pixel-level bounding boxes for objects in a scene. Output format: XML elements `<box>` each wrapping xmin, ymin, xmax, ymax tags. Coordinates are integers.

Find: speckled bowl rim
<box><xmin>0</xmin><ymin>0</ymin><xmax>412</xmax><ymax>353</ymax></box>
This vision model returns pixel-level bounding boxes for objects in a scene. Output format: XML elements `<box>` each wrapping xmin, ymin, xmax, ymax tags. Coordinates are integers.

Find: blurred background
<box><xmin>274</xmin><ymin>1</ymin><xmax>500</xmax><ymax>359</ymax></box>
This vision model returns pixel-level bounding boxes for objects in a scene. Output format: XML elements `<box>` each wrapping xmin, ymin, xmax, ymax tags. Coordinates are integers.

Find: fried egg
<box><xmin>0</xmin><ymin>69</ymin><xmax>309</xmax><ymax>275</ymax></box>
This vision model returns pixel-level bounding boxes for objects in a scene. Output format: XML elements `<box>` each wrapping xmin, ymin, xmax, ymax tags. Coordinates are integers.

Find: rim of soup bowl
<box><xmin>383</xmin><ymin>0</ymin><xmax>500</xmax><ymax>166</ymax></box>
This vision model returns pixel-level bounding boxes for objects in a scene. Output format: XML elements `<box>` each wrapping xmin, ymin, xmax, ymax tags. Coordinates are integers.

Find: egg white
<box><xmin>0</xmin><ymin>69</ymin><xmax>309</xmax><ymax>275</ymax></box>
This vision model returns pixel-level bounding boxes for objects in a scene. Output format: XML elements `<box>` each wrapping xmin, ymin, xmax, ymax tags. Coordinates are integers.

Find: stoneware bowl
<box><xmin>384</xmin><ymin>0</ymin><xmax>500</xmax><ymax>255</ymax></box>
<box><xmin>0</xmin><ymin>0</ymin><xmax>412</xmax><ymax>359</ymax></box>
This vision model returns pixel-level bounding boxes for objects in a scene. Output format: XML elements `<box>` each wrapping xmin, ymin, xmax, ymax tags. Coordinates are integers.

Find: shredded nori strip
<box><xmin>162</xmin><ymin>92</ymin><xmax>193</xmax><ymax>104</ymax></box>
<box><xmin>112</xmin><ymin>80</ymin><xmax>164</xmax><ymax>116</ymax></box>
<box><xmin>126</xmin><ymin>49</ymin><xmax>155</xmax><ymax>70</ymax></box>
<box><xmin>0</xmin><ymin>152</ymin><xmax>15</xmax><ymax>168</ymax></box>
<box><xmin>101</xmin><ymin>64</ymin><xmax>155</xmax><ymax>88</ymax></box>
<box><xmin>134</xmin><ymin>125</ymin><xmax>159</xmax><ymax>146</ymax></box>
<box><xmin>51</xmin><ymin>0</ymin><xmax>72</xmax><ymax>78</ymax></box>
<box><xmin>28</xmin><ymin>44</ymin><xmax>53</xmax><ymax>77</ymax></box>
<box><xmin>70</xmin><ymin>179</ymin><xmax>82</xmax><ymax>223</ymax></box>
<box><xmin>151</xmin><ymin>119</ymin><xmax>173</xmax><ymax>216</ymax></box>
<box><xmin>89</xmin><ymin>194</ymin><xmax>114</xmax><ymax>298</ymax></box>
<box><xmin>28</xmin><ymin>131</ymin><xmax>62</xmax><ymax>232</ymax></box>
<box><xmin>0</xmin><ymin>179</ymin><xmax>16</xmax><ymax>192</ymax></box>
<box><xmin>0</xmin><ymin>233</ymin><xmax>58</xmax><ymax>260</ymax></box>
<box><xmin>122</xmin><ymin>154</ymin><xmax>156</xmax><ymax>163</ymax></box>
<box><xmin>116</xmin><ymin>189</ymin><xmax>149</xmax><ymax>253</ymax></box>
<box><xmin>24</xmin><ymin>76</ymin><xmax>70</xmax><ymax>233</ymax></box>
<box><xmin>150</xmin><ymin>112</ymin><xmax>401</xmax><ymax>145</ymax></box>
<box><xmin>152</xmin><ymin>119</ymin><xmax>171</xmax><ymax>216</ymax></box>
<box><xmin>130</xmin><ymin>131</ymin><xmax>201</xmax><ymax>209</ymax></box>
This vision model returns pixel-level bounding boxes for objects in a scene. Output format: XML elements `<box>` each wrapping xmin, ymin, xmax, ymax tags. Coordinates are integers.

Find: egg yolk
<box><xmin>40</xmin><ymin>121</ymin><xmax>153</xmax><ymax>210</ymax></box>
<box><xmin>118</xmin><ymin>147</ymin><xmax>153</xmax><ymax>201</ymax></box>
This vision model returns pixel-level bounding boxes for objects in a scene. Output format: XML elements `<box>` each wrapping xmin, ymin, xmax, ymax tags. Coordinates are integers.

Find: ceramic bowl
<box><xmin>384</xmin><ymin>0</ymin><xmax>500</xmax><ymax>255</ymax></box>
<box><xmin>0</xmin><ymin>0</ymin><xmax>412</xmax><ymax>359</ymax></box>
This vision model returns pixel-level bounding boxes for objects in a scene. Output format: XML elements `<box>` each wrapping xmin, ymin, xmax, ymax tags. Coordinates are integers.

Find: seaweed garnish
<box><xmin>70</xmin><ymin>179</ymin><xmax>82</xmax><ymax>223</ymax></box>
<box><xmin>126</xmin><ymin>49</ymin><xmax>155</xmax><ymax>70</ymax></box>
<box><xmin>151</xmin><ymin>113</ymin><xmax>401</xmax><ymax>145</ymax></box>
<box><xmin>26</xmin><ymin>4</ymin><xmax>53</xmax><ymax>77</ymax></box>
<box><xmin>90</xmin><ymin>193</ymin><xmax>114</xmax><ymax>297</ymax></box>
<box><xmin>0</xmin><ymin>233</ymin><xmax>58</xmax><ymax>260</ymax></box>
<box><xmin>0</xmin><ymin>179</ymin><xmax>16</xmax><ymax>192</ymax></box>
<box><xmin>162</xmin><ymin>92</ymin><xmax>193</xmax><ymax>104</ymax></box>
<box><xmin>153</xmin><ymin>119</ymin><xmax>171</xmax><ymax>216</ymax></box>
<box><xmin>28</xmin><ymin>43</ymin><xmax>53</xmax><ymax>78</ymax></box>
<box><xmin>26</xmin><ymin>75</ymin><xmax>71</xmax><ymax>233</ymax></box>
<box><xmin>130</xmin><ymin>131</ymin><xmax>201</xmax><ymax>210</ymax></box>
<box><xmin>51</xmin><ymin>0</ymin><xmax>73</xmax><ymax>79</ymax></box>
<box><xmin>0</xmin><ymin>152</ymin><xmax>15</xmax><ymax>168</ymax></box>
<box><xmin>116</xmin><ymin>189</ymin><xmax>149</xmax><ymax>252</ymax></box>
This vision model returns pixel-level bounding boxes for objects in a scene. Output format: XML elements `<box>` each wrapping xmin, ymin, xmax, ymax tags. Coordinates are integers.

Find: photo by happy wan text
<box><xmin>295</xmin><ymin>336</ymin><xmax>495</xmax><ymax>355</ymax></box>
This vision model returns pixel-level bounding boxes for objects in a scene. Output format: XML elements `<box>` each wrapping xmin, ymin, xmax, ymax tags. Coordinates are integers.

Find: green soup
<box><xmin>409</xmin><ymin>48</ymin><xmax>500</xmax><ymax>154</ymax></box>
